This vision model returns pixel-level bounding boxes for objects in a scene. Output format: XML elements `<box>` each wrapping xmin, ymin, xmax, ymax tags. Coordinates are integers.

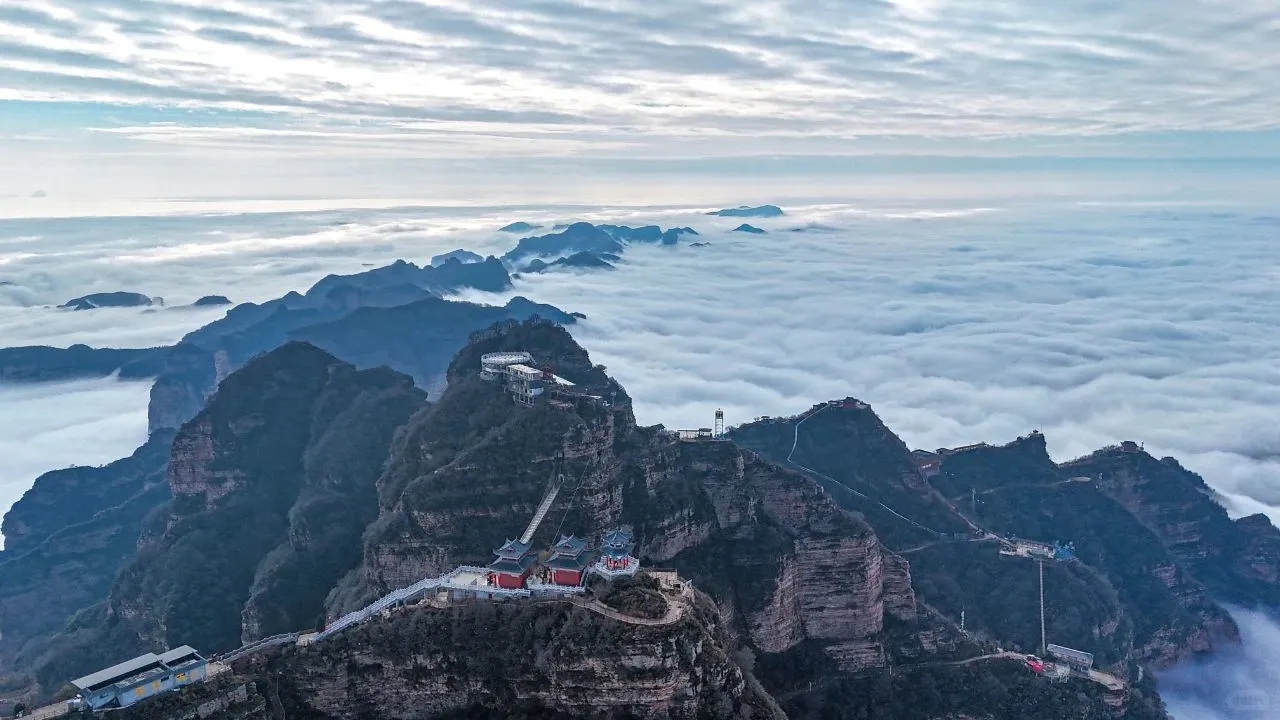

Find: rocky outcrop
<box><xmin>934</xmin><ymin>434</ymin><xmax>1237</xmax><ymax>667</ymax></box>
<box><xmin>1064</xmin><ymin>447</ymin><xmax>1280</xmax><ymax>607</ymax></box>
<box><xmin>344</xmin><ymin>322</ymin><xmax>945</xmax><ymax>682</ymax></box>
<box><xmin>149</xmin><ymin>293</ymin><xmax>575</xmax><ymax>433</ymax></box>
<box><xmin>147</xmin><ymin>344</ymin><xmax>217</xmax><ymax>433</ymax></box>
<box><xmin>266</xmin><ymin>593</ymin><xmax>783</xmax><ymax>719</ymax></box>
<box><xmin>36</xmin><ymin>343</ymin><xmax>426</xmax><ymax>688</ymax></box>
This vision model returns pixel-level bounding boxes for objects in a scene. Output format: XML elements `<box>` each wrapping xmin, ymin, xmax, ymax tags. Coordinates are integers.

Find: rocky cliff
<box><xmin>147</xmin><ymin>343</ymin><xmax>217</xmax><ymax>434</ymax></box>
<box><xmin>933</xmin><ymin>434</ymin><xmax>1237</xmax><ymax>667</ymax></box>
<box><xmin>733</xmin><ymin>411</ymin><xmax>1250</xmax><ymax>671</ymax></box>
<box><xmin>1063</xmin><ymin>446</ymin><xmax>1280</xmax><ymax>607</ymax></box>
<box><xmin>339</xmin><ymin>322</ymin><xmax>960</xmax><ymax>683</ymax></box>
<box><xmin>34</xmin><ymin>343</ymin><xmax>426</xmax><ymax>689</ymax></box>
<box><xmin>7</xmin><ymin>319</ymin><xmax>1211</xmax><ymax>718</ymax></box>
<box><xmin>120</xmin><ymin>591</ymin><xmax>784</xmax><ymax>720</ymax></box>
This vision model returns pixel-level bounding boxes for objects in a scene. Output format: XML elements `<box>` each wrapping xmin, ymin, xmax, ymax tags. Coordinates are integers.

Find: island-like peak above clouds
<box><xmin>59</xmin><ymin>292</ymin><xmax>156</xmax><ymax>311</ymax></box>
<box><xmin>733</xmin><ymin>223</ymin><xmax>767</xmax><ymax>234</ymax></box>
<box><xmin>430</xmin><ymin>249</ymin><xmax>484</xmax><ymax>267</ymax></box>
<box><xmin>708</xmin><ymin>205</ymin><xmax>784</xmax><ymax>218</ymax></box>
<box><xmin>501</xmin><ymin>222</ymin><xmax>694</xmax><ymax>265</ymax></box>
<box><xmin>522</xmin><ymin>251</ymin><xmax>616</xmax><ymax>274</ymax></box>
<box><xmin>191</xmin><ymin>295</ymin><xmax>231</xmax><ymax>307</ymax></box>
<box><xmin>498</xmin><ymin>221</ymin><xmax>542</xmax><ymax>233</ymax></box>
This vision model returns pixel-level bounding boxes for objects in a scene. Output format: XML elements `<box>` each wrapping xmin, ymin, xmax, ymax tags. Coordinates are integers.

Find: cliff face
<box><xmin>127</xmin><ymin>593</ymin><xmax>783</xmax><ymax>720</ymax></box>
<box><xmin>931</xmin><ymin>435</ymin><xmax>1237</xmax><ymax>668</ymax></box>
<box><xmin>147</xmin><ymin>343</ymin><xmax>217</xmax><ymax>434</ymax></box>
<box><xmin>345</xmin><ymin>322</ymin><xmax>949</xmax><ymax>680</ymax></box>
<box><xmin>288</xmin><ymin>599</ymin><xmax>778</xmax><ymax>719</ymax></box>
<box><xmin>36</xmin><ymin>343</ymin><xmax>426</xmax><ymax>688</ymax></box>
<box><xmin>1064</xmin><ymin>448</ymin><xmax>1280</xmax><ymax>607</ymax></box>
<box><xmin>732</xmin><ymin>411</ymin><xmax>1247</xmax><ymax>671</ymax></box>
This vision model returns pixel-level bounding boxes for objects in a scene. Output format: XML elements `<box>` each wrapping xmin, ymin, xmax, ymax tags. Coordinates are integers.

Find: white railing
<box><xmin>589</xmin><ymin>558</ymin><xmax>640</xmax><ymax>579</ymax></box>
<box><xmin>312</xmin><ymin>566</ymin><xmax>537</xmax><ymax>642</ymax></box>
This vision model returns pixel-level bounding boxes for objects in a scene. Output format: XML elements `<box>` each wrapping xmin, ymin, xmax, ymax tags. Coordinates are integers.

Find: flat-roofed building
<box><xmin>72</xmin><ymin>645</ymin><xmax>207</xmax><ymax>710</ymax></box>
<box><xmin>1047</xmin><ymin>643</ymin><xmax>1094</xmax><ymax>674</ymax></box>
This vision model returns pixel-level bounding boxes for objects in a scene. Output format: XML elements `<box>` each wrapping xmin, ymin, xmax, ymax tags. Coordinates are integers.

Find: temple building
<box><xmin>488</xmin><ymin>539</ymin><xmax>537</xmax><ymax>589</ymax></box>
<box><xmin>544</xmin><ymin>535</ymin><xmax>592</xmax><ymax>586</ymax></box>
<box><xmin>591</xmin><ymin>528</ymin><xmax>639</xmax><ymax>578</ymax></box>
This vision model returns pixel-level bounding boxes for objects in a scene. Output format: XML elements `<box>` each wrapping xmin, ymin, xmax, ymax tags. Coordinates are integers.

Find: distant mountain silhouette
<box><xmin>708</xmin><ymin>205</ymin><xmax>784</xmax><ymax>218</ymax></box>
<box><xmin>430</xmin><ymin>249</ymin><xmax>484</xmax><ymax>266</ymax></box>
<box><xmin>60</xmin><ymin>292</ymin><xmax>154</xmax><ymax>311</ymax></box>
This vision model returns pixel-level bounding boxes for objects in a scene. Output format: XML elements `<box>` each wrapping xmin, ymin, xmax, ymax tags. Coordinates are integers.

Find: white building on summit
<box><xmin>479</xmin><ymin>351</ymin><xmax>576</xmax><ymax>406</ymax></box>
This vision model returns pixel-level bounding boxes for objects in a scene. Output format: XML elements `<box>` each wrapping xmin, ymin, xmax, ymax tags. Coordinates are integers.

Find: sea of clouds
<box><xmin>1</xmin><ymin>173</ymin><xmax>1277</xmax><ymax>718</ymax></box>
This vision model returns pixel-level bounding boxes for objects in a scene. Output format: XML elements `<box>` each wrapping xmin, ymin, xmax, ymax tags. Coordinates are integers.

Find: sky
<box><xmin>1</xmin><ymin>0</ymin><xmax>1280</xmax><ymax>215</ymax></box>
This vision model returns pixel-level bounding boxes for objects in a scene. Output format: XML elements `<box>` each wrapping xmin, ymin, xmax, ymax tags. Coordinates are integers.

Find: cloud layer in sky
<box><xmin>1</xmin><ymin>0</ymin><xmax>1279</xmax><ymax>210</ymax></box>
<box><xmin>3</xmin><ymin>0</ymin><xmax>1277</xmax><ymax>144</ymax></box>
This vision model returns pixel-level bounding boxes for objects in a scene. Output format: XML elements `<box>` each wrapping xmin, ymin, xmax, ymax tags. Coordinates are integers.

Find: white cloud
<box><xmin>0</xmin><ymin>0</ymin><xmax>1275</xmax><ymax>166</ymax></box>
<box><xmin>1159</xmin><ymin>607</ymin><xmax>1280</xmax><ymax>720</ymax></box>
<box><xmin>1</xmin><ymin>177</ymin><xmax>1277</xmax><ymax>571</ymax></box>
<box><xmin>0</xmin><ymin>376</ymin><xmax>150</xmax><ymax>548</ymax></box>
<box><xmin>452</xmin><ymin>194</ymin><xmax>1280</xmax><ymax>528</ymax></box>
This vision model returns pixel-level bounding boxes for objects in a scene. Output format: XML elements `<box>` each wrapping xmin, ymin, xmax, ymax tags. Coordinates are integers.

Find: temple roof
<box><xmin>489</xmin><ymin>554</ymin><xmax>537</xmax><ymax>574</ymax></box>
<box><xmin>602</xmin><ymin>529</ymin><xmax>633</xmax><ymax>547</ymax></box>
<box><xmin>546</xmin><ymin>552</ymin><xmax>594</xmax><ymax>571</ymax></box>
<box><xmin>552</xmin><ymin>534</ymin><xmax>587</xmax><ymax>554</ymax></box>
<box><xmin>494</xmin><ymin>538</ymin><xmax>532</xmax><ymax>557</ymax></box>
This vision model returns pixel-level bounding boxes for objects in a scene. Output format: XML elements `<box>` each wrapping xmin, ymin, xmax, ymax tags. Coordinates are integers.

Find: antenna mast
<box><xmin>1039</xmin><ymin>560</ymin><xmax>1047</xmax><ymax>656</ymax></box>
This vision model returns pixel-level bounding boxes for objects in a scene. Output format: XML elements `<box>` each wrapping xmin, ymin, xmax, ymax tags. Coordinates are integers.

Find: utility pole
<box><xmin>1039</xmin><ymin>560</ymin><xmax>1047</xmax><ymax>656</ymax></box>
<box><xmin>961</xmin><ymin>607</ymin><xmax>966</xmax><ymax>633</ymax></box>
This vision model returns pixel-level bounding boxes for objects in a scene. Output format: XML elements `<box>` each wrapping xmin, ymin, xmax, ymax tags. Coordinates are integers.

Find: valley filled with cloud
<box><xmin>1</xmin><ymin>182</ymin><xmax>1276</xmax><ymax>718</ymax></box>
